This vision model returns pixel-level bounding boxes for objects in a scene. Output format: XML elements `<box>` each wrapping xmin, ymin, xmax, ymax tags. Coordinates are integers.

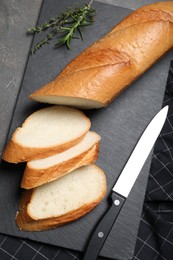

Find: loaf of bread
<box><xmin>16</xmin><ymin>165</ymin><xmax>106</xmax><ymax>231</ymax></box>
<box><xmin>2</xmin><ymin>106</ymin><xmax>90</xmax><ymax>163</ymax></box>
<box><xmin>21</xmin><ymin>131</ymin><xmax>101</xmax><ymax>189</ymax></box>
<box><xmin>29</xmin><ymin>2</ymin><xmax>173</xmax><ymax>109</ymax></box>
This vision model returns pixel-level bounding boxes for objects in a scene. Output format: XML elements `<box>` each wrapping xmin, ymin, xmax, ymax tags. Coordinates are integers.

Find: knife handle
<box><xmin>83</xmin><ymin>192</ymin><xmax>125</xmax><ymax>260</ymax></box>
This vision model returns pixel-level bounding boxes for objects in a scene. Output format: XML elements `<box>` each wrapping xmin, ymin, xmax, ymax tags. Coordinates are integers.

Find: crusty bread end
<box><xmin>29</xmin><ymin>2</ymin><xmax>173</xmax><ymax>109</ymax></box>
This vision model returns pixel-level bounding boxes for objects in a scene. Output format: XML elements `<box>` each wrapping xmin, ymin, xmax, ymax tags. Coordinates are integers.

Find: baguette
<box><xmin>16</xmin><ymin>165</ymin><xmax>106</xmax><ymax>231</ymax></box>
<box><xmin>30</xmin><ymin>2</ymin><xmax>173</xmax><ymax>109</ymax></box>
<box><xmin>2</xmin><ymin>106</ymin><xmax>90</xmax><ymax>163</ymax></box>
<box><xmin>21</xmin><ymin>131</ymin><xmax>101</xmax><ymax>189</ymax></box>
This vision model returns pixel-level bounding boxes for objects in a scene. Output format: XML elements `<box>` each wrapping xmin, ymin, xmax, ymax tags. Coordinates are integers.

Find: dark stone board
<box><xmin>0</xmin><ymin>0</ymin><xmax>172</xmax><ymax>259</ymax></box>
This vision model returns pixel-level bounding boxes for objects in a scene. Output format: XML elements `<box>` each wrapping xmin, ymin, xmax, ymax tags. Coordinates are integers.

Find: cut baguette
<box><xmin>21</xmin><ymin>131</ymin><xmax>101</xmax><ymax>189</ymax></box>
<box><xmin>16</xmin><ymin>164</ymin><xmax>106</xmax><ymax>231</ymax></box>
<box><xmin>29</xmin><ymin>2</ymin><xmax>173</xmax><ymax>109</ymax></box>
<box><xmin>2</xmin><ymin>106</ymin><xmax>90</xmax><ymax>163</ymax></box>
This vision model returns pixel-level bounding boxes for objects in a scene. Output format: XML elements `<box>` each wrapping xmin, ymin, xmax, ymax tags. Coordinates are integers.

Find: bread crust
<box><xmin>21</xmin><ymin>142</ymin><xmax>100</xmax><ymax>189</ymax></box>
<box><xmin>2</xmin><ymin>133</ymin><xmax>87</xmax><ymax>163</ymax></box>
<box><xmin>2</xmin><ymin>106</ymin><xmax>91</xmax><ymax>163</ymax></box>
<box><xmin>16</xmin><ymin>165</ymin><xmax>107</xmax><ymax>231</ymax></box>
<box><xmin>30</xmin><ymin>2</ymin><xmax>173</xmax><ymax>108</ymax></box>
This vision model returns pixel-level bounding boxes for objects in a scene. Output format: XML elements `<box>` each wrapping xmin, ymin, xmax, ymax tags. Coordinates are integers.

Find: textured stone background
<box><xmin>0</xmin><ymin>0</ymin><xmax>42</xmax><ymax>155</ymax></box>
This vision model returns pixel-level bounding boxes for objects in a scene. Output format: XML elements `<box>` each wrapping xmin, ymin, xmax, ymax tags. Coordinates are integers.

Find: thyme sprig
<box><xmin>28</xmin><ymin>0</ymin><xmax>95</xmax><ymax>55</ymax></box>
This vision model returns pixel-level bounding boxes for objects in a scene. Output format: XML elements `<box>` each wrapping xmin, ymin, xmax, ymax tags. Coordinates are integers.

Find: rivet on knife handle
<box><xmin>83</xmin><ymin>192</ymin><xmax>125</xmax><ymax>260</ymax></box>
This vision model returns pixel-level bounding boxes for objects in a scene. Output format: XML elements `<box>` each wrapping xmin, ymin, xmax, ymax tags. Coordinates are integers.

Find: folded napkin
<box><xmin>133</xmin><ymin>61</ymin><xmax>173</xmax><ymax>260</ymax></box>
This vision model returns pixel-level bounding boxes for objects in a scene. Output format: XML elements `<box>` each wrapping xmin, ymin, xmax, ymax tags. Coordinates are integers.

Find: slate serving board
<box><xmin>0</xmin><ymin>0</ymin><xmax>172</xmax><ymax>259</ymax></box>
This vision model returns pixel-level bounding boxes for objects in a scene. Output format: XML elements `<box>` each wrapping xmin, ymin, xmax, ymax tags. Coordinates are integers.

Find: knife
<box><xmin>83</xmin><ymin>105</ymin><xmax>168</xmax><ymax>260</ymax></box>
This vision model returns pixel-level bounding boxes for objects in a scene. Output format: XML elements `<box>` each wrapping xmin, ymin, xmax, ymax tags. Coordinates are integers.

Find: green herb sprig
<box><xmin>28</xmin><ymin>0</ymin><xmax>95</xmax><ymax>55</ymax></box>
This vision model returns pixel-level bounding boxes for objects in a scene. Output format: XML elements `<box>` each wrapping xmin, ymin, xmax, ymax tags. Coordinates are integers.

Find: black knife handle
<box><xmin>83</xmin><ymin>192</ymin><xmax>125</xmax><ymax>260</ymax></box>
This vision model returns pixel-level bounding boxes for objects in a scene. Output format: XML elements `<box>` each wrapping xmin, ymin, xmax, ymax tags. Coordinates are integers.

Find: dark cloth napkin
<box><xmin>133</xmin><ymin>61</ymin><xmax>173</xmax><ymax>260</ymax></box>
<box><xmin>0</xmin><ymin>62</ymin><xmax>173</xmax><ymax>260</ymax></box>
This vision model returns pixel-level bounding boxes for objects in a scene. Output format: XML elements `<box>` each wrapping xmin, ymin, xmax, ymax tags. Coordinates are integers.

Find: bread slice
<box><xmin>16</xmin><ymin>164</ymin><xmax>106</xmax><ymax>231</ymax></box>
<box><xmin>2</xmin><ymin>106</ymin><xmax>90</xmax><ymax>163</ymax></box>
<box><xmin>21</xmin><ymin>131</ymin><xmax>101</xmax><ymax>189</ymax></box>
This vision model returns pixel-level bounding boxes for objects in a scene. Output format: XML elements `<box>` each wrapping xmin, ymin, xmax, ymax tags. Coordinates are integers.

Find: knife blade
<box><xmin>83</xmin><ymin>105</ymin><xmax>168</xmax><ymax>260</ymax></box>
